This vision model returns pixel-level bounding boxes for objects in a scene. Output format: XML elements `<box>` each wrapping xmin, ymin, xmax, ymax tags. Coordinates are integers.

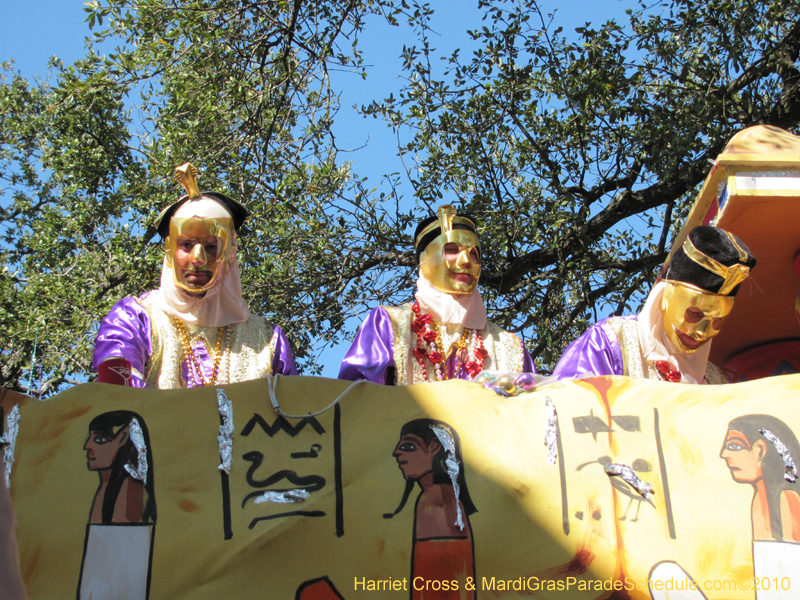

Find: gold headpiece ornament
<box><xmin>174</xmin><ymin>163</ymin><xmax>202</xmax><ymax>199</ymax></box>
<box><xmin>437</xmin><ymin>205</ymin><xmax>457</xmax><ymax>234</ymax></box>
<box><xmin>681</xmin><ymin>232</ymin><xmax>750</xmax><ymax>296</ymax></box>
<box><xmin>414</xmin><ymin>205</ymin><xmax>477</xmax><ymax>249</ymax></box>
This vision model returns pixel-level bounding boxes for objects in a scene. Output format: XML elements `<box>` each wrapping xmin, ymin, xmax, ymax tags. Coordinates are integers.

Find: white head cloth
<box><xmin>157</xmin><ymin>197</ymin><xmax>250</xmax><ymax>328</ymax></box>
<box><xmin>414</xmin><ymin>272</ymin><xmax>487</xmax><ymax>330</ymax></box>
<box><xmin>637</xmin><ymin>281</ymin><xmax>712</xmax><ymax>385</ymax></box>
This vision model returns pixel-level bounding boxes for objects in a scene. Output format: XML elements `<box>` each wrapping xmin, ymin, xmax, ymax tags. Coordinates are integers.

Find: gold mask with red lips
<box><xmin>160</xmin><ymin>163</ymin><xmax>238</xmax><ymax>295</ymax></box>
<box><xmin>417</xmin><ymin>206</ymin><xmax>481</xmax><ymax>296</ymax></box>
<box><xmin>660</xmin><ymin>282</ymin><xmax>734</xmax><ymax>354</ymax></box>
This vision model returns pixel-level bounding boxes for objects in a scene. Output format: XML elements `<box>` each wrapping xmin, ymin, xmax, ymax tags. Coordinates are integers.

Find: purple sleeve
<box><xmin>271</xmin><ymin>325</ymin><xmax>299</xmax><ymax>376</ymax></box>
<box><xmin>92</xmin><ymin>297</ymin><xmax>151</xmax><ymax>387</ymax></box>
<box><xmin>338</xmin><ymin>307</ymin><xmax>395</xmax><ymax>384</ymax></box>
<box><xmin>552</xmin><ymin>318</ymin><xmax>623</xmax><ymax>380</ymax></box>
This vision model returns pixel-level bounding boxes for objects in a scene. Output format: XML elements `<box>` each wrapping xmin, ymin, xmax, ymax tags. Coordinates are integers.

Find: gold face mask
<box><xmin>165</xmin><ymin>216</ymin><xmax>235</xmax><ymax>294</ymax></box>
<box><xmin>661</xmin><ymin>282</ymin><xmax>734</xmax><ymax>354</ymax></box>
<box><xmin>419</xmin><ymin>229</ymin><xmax>481</xmax><ymax>295</ymax></box>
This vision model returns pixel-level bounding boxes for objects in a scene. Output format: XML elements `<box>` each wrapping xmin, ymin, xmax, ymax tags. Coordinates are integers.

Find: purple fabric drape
<box><xmin>271</xmin><ymin>326</ymin><xmax>299</xmax><ymax>377</ymax></box>
<box><xmin>522</xmin><ymin>347</ymin><xmax>536</xmax><ymax>374</ymax></box>
<box><xmin>338</xmin><ymin>307</ymin><xmax>396</xmax><ymax>384</ymax></box>
<box><xmin>552</xmin><ymin>316</ymin><xmax>630</xmax><ymax>380</ymax></box>
<box><xmin>93</xmin><ymin>295</ymin><xmax>298</xmax><ymax>387</ymax></box>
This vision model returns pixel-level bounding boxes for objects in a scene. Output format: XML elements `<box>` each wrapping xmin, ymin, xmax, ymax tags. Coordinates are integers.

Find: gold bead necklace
<box><xmin>174</xmin><ymin>318</ymin><xmax>229</xmax><ymax>387</ymax></box>
<box><xmin>432</xmin><ymin>325</ymin><xmax>471</xmax><ymax>380</ymax></box>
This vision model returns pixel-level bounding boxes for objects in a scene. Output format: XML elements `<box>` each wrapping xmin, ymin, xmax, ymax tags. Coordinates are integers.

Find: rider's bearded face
<box><xmin>165</xmin><ymin>213</ymin><xmax>234</xmax><ymax>296</ymax></box>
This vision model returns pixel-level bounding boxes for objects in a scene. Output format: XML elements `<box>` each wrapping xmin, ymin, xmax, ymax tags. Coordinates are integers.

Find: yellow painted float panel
<box><xmin>7</xmin><ymin>375</ymin><xmax>800</xmax><ymax>599</ymax></box>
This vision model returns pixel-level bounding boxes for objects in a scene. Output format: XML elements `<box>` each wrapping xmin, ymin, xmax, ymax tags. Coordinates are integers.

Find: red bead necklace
<box><xmin>411</xmin><ymin>301</ymin><xmax>487</xmax><ymax>381</ymax></box>
<box><xmin>654</xmin><ymin>360</ymin><xmax>681</xmax><ymax>382</ymax></box>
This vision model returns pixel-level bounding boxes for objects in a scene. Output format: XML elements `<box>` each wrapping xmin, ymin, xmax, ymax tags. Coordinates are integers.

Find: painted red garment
<box><xmin>412</xmin><ymin>538</ymin><xmax>475</xmax><ymax>600</ymax></box>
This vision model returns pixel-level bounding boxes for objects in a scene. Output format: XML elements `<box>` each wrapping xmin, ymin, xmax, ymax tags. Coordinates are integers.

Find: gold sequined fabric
<box><xmin>138</xmin><ymin>291</ymin><xmax>277</xmax><ymax>389</ymax></box>
<box><xmin>601</xmin><ymin>316</ymin><xmax>728</xmax><ymax>384</ymax></box>
<box><xmin>601</xmin><ymin>318</ymin><xmax>649</xmax><ymax>379</ymax></box>
<box><xmin>704</xmin><ymin>362</ymin><xmax>729</xmax><ymax>385</ymax></box>
<box><xmin>383</xmin><ymin>304</ymin><xmax>525</xmax><ymax>385</ymax></box>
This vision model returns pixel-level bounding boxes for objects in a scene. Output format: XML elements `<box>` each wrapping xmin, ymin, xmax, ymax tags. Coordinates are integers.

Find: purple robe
<box><xmin>93</xmin><ymin>295</ymin><xmax>297</xmax><ymax>387</ymax></box>
<box><xmin>551</xmin><ymin>316</ymin><xmax>632</xmax><ymax>380</ymax></box>
<box><xmin>338</xmin><ymin>307</ymin><xmax>535</xmax><ymax>384</ymax></box>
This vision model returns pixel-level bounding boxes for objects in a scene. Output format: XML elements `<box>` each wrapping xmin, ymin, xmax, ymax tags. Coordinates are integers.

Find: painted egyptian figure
<box><xmin>385</xmin><ymin>419</ymin><xmax>476</xmax><ymax>599</ymax></box>
<box><xmin>79</xmin><ymin>410</ymin><xmax>156</xmax><ymax>600</ymax></box>
<box><xmin>721</xmin><ymin>414</ymin><xmax>800</xmax><ymax>595</ymax></box>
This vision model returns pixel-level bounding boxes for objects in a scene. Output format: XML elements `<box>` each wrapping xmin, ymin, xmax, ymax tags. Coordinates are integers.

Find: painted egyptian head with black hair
<box><xmin>385</xmin><ymin>418</ymin><xmax>476</xmax><ymax>521</ymax></box>
<box><xmin>84</xmin><ymin>410</ymin><xmax>157</xmax><ymax>525</ymax></box>
<box><xmin>721</xmin><ymin>414</ymin><xmax>800</xmax><ymax>541</ymax></box>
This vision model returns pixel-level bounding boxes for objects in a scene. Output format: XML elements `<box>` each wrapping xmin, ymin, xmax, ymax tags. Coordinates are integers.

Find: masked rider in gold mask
<box><xmin>553</xmin><ymin>226</ymin><xmax>756</xmax><ymax>384</ymax></box>
<box><xmin>92</xmin><ymin>163</ymin><xmax>298</xmax><ymax>388</ymax></box>
<box><xmin>338</xmin><ymin>205</ymin><xmax>535</xmax><ymax>385</ymax></box>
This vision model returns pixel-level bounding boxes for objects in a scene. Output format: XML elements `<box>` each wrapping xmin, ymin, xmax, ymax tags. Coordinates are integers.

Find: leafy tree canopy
<box><xmin>363</xmin><ymin>0</ymin><xmax>800</xmax><ymax>366</ymax></box>
<box><xmin>1</xmin><ymin>0</ymin><xmax>799</xmax><ymax>394</ymax></box>
<box><xmin>1</xmin><ymin>0</ymin><xmax>412</xmax><ymax>394</ymax></box>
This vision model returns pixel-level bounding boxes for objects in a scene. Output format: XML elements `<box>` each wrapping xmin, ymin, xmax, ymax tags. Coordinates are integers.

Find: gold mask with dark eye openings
<box><xmin>660</xmin><ymin>281</ymin><xmax>734</xmax><ymax>353</ymax></box>
<box><xmin>420</xmin><ymin>229</ymin><xmax>481</xmax><ymax>295</ymax></box>
<box><xmin>165</xmin><ymin>215</ymin><xmax>234</xmax><ymax>294</ymax></box>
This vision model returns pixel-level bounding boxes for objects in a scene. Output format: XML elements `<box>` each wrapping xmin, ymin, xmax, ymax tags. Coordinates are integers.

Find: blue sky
<box><xmin>0</xmin><ymin>0</ymin><xmax>633</xmax><ymax>181</ymax></box>
<box><xmin>1</xmin><ymin>1</ymin><xmax>635</xmax><ymax>379</ymax></box>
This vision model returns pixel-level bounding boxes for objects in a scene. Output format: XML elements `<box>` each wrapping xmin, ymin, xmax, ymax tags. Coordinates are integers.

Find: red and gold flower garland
<box><xmin>653</xmin><ymin>360</ymin><xmax>681</xmax><ymax>382</ymax></box>
<box><xmin>411</xmin><ymin>301</ymin><xmax>488</xmax><ymax>381</ymax></box>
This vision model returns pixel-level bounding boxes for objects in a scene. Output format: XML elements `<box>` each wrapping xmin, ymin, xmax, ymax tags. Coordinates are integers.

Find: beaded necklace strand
<box><xmin>174</xmin><ymin>318</ymin><xmax>230</xmax><ymax>387</ymax></box>
<box><xmin>651</xmin><ymin>360</ymin><xmax>709</xmax><ymax>384</ymax></box>
<box><xmin>411</xmin><ymin>301</ymin><xmax>487</xmax><ymax>381</ymax></box>
<box><xmin>652</xmin><ymin>360</ymin><xmax>681</xmax><ymax>382</ymax></box>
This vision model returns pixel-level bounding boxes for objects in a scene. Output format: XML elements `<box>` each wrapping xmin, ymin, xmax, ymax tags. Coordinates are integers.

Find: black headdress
<box><xmin>413</xmin><ymin>205</ymin><xmax>478</xmax><ymax>264</ymax></box>
<box><xmin>664</xmin><ymin>226</ymin><xmax>756</xmax><ymax>296</ymax></box>
<box><xmin>153</xmin><ymin>163</ymin><xmax>249</xmax><ymax>239</ymax></box>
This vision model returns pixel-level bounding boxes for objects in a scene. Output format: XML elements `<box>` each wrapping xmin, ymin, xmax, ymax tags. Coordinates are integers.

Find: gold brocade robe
<box><xmin>383</xmin><ymin>304</ymin><xmax>527</xmax><ymax>385</ymax></box>
<box><xmin>138</xmin><ymin>293</ymin><xmax>282</xmax><ymax>389</ymax></box>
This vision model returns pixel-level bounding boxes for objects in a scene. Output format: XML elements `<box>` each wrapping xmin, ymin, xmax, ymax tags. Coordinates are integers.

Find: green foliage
<box><xmin>1</xmin><ymin>0</ymin><xmax>411</xmax><ymax>394</ymax></box>
<box><xmin>363</xmin><ymin>0</ymin><xmax>800</xmax><ymax>369</ymax></box>
<box><xmin>2</xmin><ymin>0</ymin><xmax>800</xmax><ymax>393</ymax></box>
<box><xmin>0</xmin><ymin>58</ymin><xmax>144</xmax><ymax>394</ymax></box>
